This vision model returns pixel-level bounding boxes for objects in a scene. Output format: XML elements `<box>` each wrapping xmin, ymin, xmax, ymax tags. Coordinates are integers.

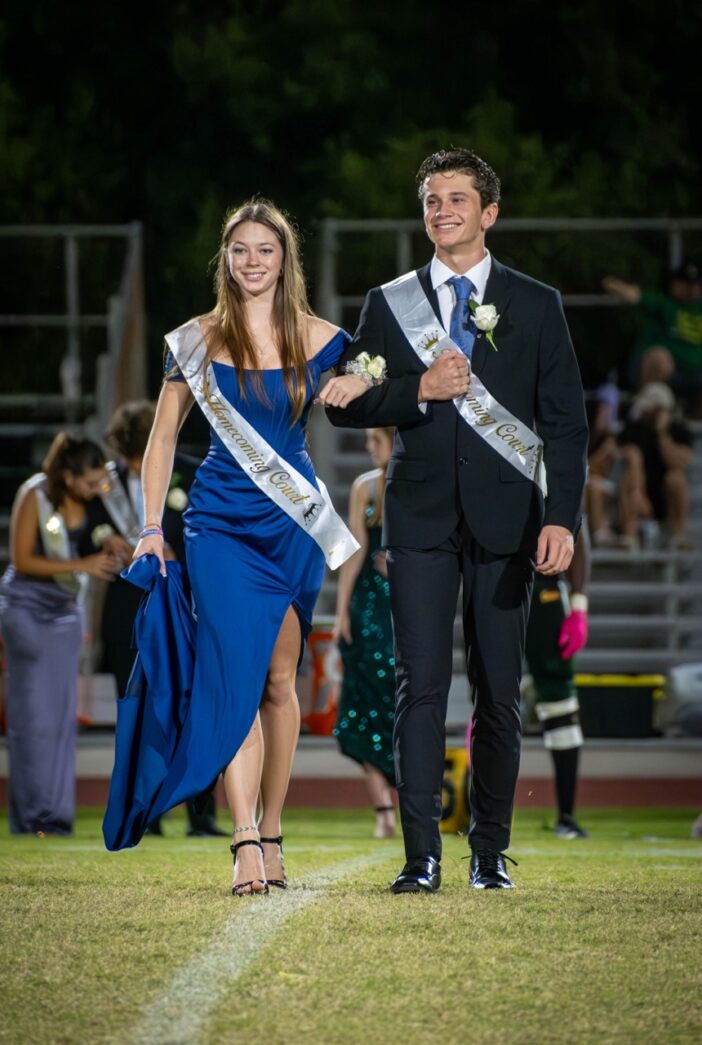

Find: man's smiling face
<box><xmin>421</xmin><ymin>171</ymin><xmax>497</xmax><ymax>253</ymax></box>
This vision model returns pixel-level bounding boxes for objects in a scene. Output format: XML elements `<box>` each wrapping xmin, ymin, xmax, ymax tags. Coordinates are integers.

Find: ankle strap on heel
<box><xmin>260</xmin><ymin>835</ymin><xmax>283</xmax><ymax>846</ymax></box>
<box><xmin>230</xmin><ymin>839</ymin><xmax>263</xmax><ymax>856</ymax></box>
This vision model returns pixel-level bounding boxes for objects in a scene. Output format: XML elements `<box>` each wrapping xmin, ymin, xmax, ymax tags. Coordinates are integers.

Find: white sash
<box><xmin>164</xmin><ymin>320</ymin><xmax>359</xmax><ymax>570</ymax></box>
<box><xmin>100</xmin><ymin>462</ymin><xmax>142</xmax><ymax>547</ymax></box>
<box><xmin>381</xmin><ymin>272</ymin><xmax>547</xmax><ymax>495</ymax></box>
<box><xmin>25</xmin><ymin>473</ymin><xmax>82</xmax><ymax>595</ymax></box>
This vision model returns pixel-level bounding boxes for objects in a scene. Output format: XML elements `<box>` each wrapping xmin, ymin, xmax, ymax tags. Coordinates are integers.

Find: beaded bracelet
<box><xmin>139</xmin><ymin>526</ymin><xmax>164</xmax><ymax>539</ymax></box>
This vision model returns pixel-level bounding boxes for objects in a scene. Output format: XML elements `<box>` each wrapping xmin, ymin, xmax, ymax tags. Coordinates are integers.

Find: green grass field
<box><xmin>1</xmin><ymin>807</ymin><xmax>700</xmax><ymax>1045</ymax></box>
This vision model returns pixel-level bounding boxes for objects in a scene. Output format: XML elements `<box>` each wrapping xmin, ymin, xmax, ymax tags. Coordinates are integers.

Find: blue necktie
<box><xmin>448</xmin><ymin>275</ymin><xmax>476</xmax><ymax>359</ymax></box>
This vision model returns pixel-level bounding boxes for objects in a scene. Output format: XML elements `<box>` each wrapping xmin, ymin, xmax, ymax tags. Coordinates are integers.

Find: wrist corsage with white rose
<box><xmin>469</xmin><ymin>302</ymin><xmax>500</xmax><ymax>351</ymax></box>
<box><xmin>344</xmin><ymin>351</ymin><xmax>387</xmax><ymax>385</ymax></box>
<box><xmin>92</xmin><ymin>523</ymin><xmax>115</xmax><ymax>548</ymax></box>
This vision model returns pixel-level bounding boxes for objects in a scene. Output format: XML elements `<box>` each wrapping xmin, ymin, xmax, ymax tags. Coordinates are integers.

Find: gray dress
<box><xmin>1</xmin><ymin>531</ymin><xmax>84</xmax><ymax>835</ymax></box>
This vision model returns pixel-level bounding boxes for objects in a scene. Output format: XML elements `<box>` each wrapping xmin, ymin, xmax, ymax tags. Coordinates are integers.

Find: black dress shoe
<box><xmin>469</xmin><ymin>849</ymin><xmax>517</xmax><ymax>889</ymax></box>
<box><xmin>390</xmin><ymin>855</ymin><xmax>441</xmax><ymax>894</ymax></box>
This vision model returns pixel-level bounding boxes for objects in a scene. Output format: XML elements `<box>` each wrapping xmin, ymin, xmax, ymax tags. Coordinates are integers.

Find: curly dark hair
<box><xmin>105</xmin><ymin>400</ymin><xmax>156</xmax><ymax>460</ymax></box>
<box><xmin>416</xmin><ymin>148</ymin><xmax>501</xmax><ymax>208</ymax></box>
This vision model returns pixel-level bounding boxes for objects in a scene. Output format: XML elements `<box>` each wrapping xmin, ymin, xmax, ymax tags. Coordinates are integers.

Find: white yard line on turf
<box><xmin>131</xmin><ymin>851</ymin><xmax>393</xmax><ymax>1045</ymax></box>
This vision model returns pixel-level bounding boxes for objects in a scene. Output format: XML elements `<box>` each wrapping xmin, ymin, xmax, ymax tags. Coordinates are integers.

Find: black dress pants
<box><xmin>387</xmin><ymin>522</ymin><xmax>533</xmax><ymax>859</ymax></box>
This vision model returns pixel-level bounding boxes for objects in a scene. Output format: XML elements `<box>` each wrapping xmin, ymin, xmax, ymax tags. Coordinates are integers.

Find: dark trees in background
<box><xmin>0</xmin><ymin>0</ymin><xmax>700</xmax><ymax>388</ymax></box>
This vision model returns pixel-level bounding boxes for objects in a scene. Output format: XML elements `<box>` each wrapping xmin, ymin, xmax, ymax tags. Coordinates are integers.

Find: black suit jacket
<box><xmin>326</xmin><ymin>258</ymin><xmax>588</xmax><ymax>555</ymax></box>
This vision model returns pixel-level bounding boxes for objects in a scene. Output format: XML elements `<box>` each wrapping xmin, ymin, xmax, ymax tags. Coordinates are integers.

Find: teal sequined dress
<box><xmin>333</xmin><ymin>505</ymin><xmax>396</xmax><ymax>785</ymax></box>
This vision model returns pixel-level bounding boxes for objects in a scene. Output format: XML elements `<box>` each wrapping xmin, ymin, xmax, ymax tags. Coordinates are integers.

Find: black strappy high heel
<box><xmin>230</xmin><ymin>839</ymin><xmax>269</xmax><ymax>897</ymax></box>
<box><xmin>260</xmin><ymin>835</ymin><xmax>287</xmax><ymax>889</ymax></box>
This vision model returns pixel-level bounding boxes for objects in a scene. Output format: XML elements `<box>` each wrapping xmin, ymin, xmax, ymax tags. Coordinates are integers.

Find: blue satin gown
<box><xmin>103</xmin><ymin>330</ymin><xmax>349</xmax><ymax>849</ymax></box>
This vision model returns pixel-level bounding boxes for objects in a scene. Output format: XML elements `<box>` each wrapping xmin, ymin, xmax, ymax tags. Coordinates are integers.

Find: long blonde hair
<box><xmin>203</xmin><ymin>198</ymin><xmax>313</xmax><ymax>424</ymax></box>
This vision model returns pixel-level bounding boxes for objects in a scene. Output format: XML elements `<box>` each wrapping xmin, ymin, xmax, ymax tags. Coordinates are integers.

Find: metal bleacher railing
<box><xmin>309</xmin><ymin>216</ymin><xmax>702</xmax><ymax>692</ymax></box>
<box><xmin>0</xmin><ymin>223</ymin><xmax>147</xmax><ymax>561</ymax></box>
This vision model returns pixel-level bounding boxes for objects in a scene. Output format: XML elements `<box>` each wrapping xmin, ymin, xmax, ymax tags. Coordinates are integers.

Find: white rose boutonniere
<box><xmin>344</xmin><ymin>351</ymin><xmax>387</xmax><ymax>385</ymax></box>
<box><xmin>469</xmin><ymin>302</ymin><xmax>500</xmax><ymax>351</ymax></box>
<box><xmin>92</xmin><ymin>523</ymin><xmax>115</xmax><ymax>548</ymax></box>
<box><xmin>166</xmin><ymin>487</ymin><xmax>188</xmax><ymax>511</ymax></box>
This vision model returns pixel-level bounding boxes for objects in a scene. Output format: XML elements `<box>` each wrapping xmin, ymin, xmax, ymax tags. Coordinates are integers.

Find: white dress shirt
<box><xmin>430</xmin><ymin>249</ymin><xmax>492</xmax><ymax>332</ymax></box>
<box><xmin>416</xmin><ymin>250</ymin><xmax>492</xmax><ymax>410</ymax></box>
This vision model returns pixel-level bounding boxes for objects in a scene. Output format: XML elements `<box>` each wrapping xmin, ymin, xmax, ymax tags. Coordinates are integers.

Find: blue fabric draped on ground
<box><xmin>103</xmin><ymin>556</ymin><xmax>201</xmax><ymax>850</ymax></box>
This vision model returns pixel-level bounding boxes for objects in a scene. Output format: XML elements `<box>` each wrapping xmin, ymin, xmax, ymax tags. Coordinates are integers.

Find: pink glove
<box><xmin>558</xmin><ymin>609</ymin><xmax>588</xmax><ymax>659</ymax></box>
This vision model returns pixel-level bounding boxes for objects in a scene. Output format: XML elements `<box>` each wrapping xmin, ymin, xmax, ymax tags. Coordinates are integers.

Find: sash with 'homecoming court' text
<box><xmin>164</xmin><ymin>319</ymin><xmax>359</xmax><ymax>570</ymax></box>
<box><xmin>381</xmin><ymin>272</ymin><xmax>547</xmax><ymax>495</ymax></box>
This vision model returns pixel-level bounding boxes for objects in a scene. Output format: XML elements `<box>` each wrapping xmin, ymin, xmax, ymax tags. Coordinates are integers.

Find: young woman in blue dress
<box><xmin>130</xmin><ymin>200</ymin><xmax>366</xmax><ymax>894</ymax></box>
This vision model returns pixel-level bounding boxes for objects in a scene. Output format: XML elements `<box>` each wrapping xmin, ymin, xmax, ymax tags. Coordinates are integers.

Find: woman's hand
<box><xmin>317</xmin><ymin>375</ymin><xmax>371</xmax><ymax>408</ymax></box>
<box><xmin>102</xmin><ymin>534</ymin><xmax>133</xmax><ymax>567</ymax></box>
<box><xmin>80</xmin><ymin>552</ymin><xmax>122</xmax><ymax>581</ymax></box>
<box><xmin>372</xmin><ymin>549</ymin><xmax>388</xmax><ymax>578</ymax></box>
<box><xmin>133</xmin><ymin>534</ymin><xmax>167</xmax><ymax>577</ymax></box>
<box><xmin>333</xmin><ymin>609</ymin><xmax>352</xmax><ymax>645</ymax></box>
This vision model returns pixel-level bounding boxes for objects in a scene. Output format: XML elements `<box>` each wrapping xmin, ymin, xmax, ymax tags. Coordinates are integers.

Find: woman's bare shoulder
<box><xmin>305</xmin><ymin>315</ymin><xmax>341</xmax><ymax>356</ymax></box>
<box><xmin>11</xmin><ymin>480</ymin><xmax>40</xmax><ymax>523</ymax></box>
<box><xmin>196</xmin><ymin>312</ymin><xmax>218</xmax><ymax>340</ymax></box>
<box><xmin>353</xmin><ymin>468</ymin><xmax>382</xmax><ymax>493</ymax></box>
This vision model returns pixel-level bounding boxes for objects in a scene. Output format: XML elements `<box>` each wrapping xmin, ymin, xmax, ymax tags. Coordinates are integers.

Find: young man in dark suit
<box><xmin>322</xmin><ymin>148</ymin><xmax>588</xmax><ymax>891</ymax></box>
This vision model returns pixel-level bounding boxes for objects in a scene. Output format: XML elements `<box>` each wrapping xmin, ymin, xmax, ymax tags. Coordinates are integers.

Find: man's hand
<box><xmin>317</xmin><ymin>375</ymin><xmax>370</xmax><ymax>408</ymax></box>
<box><xmin>535</xmin><ymin>525</ymin><xmax>574</xmax><ymax>575</ymax></box>
<box><xmin>419</xmin><ymin>350</ymin><xmax>470</xmax><ymax>402</ymax></box>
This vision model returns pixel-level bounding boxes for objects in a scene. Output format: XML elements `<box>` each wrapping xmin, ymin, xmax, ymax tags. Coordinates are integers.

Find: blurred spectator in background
<box><xmin>333</xmin><ymin>428</ymin><xmax>397</xmax><ymax>839</ymax></box>
<box><xmin>586</xmin><ymin>427</ymin><xmax>620</xmax><ymax>547</ymax></box>
<box><xmin>584</xmin><ymin>390</ymin><xmax>624</xmax><ymax>548</ymax></box>
<box><xmin>617</xmin><ymin>383</ymin><xmax>694</xmax><ymax>549</ymax></box>
<box><xmin>525</xmin><ymin>526</ymin><xmax>591</xmax><ymax>839</ymax></box>
<box><xmin>602</xmin><ymin>261</ymin><xmax>702</xmax><ymax>417</ymax></box>
<box><xmin>84</xmin><ymin>400</ymin><xmax>224</xmax><ymax>836</ymax></box>
<box><xmin>0</xmin><ymin>433</ymin><xmax>119</xmax><ymax>835</ymax></box>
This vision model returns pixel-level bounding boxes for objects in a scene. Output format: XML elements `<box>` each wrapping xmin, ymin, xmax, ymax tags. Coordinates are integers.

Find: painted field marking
<box><xmin>514</xmin><ymin>846</ymin><xmax>702</xmax><ymax>859</ymax></box>
<box><xmin>132</xmin><ymin>850</ymin><xmax>391</xmax><ymax>1045</ymax></box>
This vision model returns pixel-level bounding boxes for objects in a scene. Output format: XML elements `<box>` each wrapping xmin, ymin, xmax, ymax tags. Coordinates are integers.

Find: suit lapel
<box><xmin>471</xmin><ymin>256</ymin><xmax>513</xmax><ymax>377</ymax></box>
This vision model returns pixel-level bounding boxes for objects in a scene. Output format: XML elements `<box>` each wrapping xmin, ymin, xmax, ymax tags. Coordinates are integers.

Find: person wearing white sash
<box><xmin>0</xmin><ymin>433</ymin><xmax>119</xmax><ymax>835</ymax></box>
<box><xmin>323</xmin><ymin>148</ymin><xmax>588</xmax><ymax>892</ymax></box>
<box><xmin>85</xmin><ymin>399</ymin><xmax>227</xmax><ymax>837</ymax></box>
<box><xmin>129</xmin><ymin>199</ymin><xmax>366</xmax><ymax>895</ymax></box>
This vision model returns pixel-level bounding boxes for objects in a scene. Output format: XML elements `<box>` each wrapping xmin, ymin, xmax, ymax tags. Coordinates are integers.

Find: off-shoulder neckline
<box><xmin>205</xmin><ymin>328</ymin><xmax>348</xmax><ymax>373</ymax></box>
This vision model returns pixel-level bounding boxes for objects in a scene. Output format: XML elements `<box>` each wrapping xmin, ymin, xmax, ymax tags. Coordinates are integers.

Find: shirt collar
<box><xmin>430</xmin><ymin>249</ymin><xmax>492</xmax><ymax>299</ymax></box>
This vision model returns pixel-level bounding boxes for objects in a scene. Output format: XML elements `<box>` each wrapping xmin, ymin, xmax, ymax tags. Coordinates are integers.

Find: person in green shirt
<box><xmin>603</xmin><ymin>261</ymin><xmax>702</xmax><ymax>416</ymax></box>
